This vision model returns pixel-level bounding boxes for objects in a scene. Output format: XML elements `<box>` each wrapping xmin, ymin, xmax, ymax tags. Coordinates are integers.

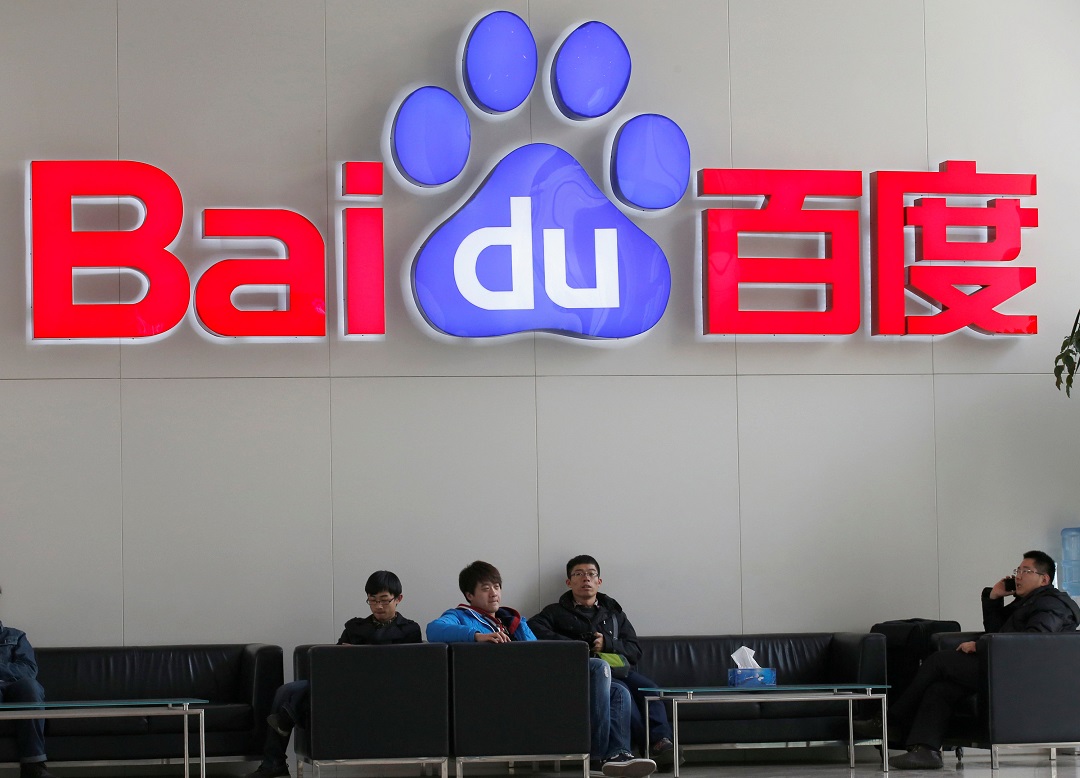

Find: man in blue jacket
<box><xmin>426</xmin><ymin>561</ymin><xmax>536</xmax><ymax>643</ymax></box>
<box><xmin>427</xmin><ymin>561</ymin><xmax>655</xmax><ymax>778</ymax></box>
<box><xmin>0</xmin><ymin>585</ymin><xmax>55</xmax><ymax>778</ymax></box>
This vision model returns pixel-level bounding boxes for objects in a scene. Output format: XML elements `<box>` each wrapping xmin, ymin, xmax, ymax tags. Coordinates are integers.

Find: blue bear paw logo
<box><xmin>391</xmin><ymin>12</ymin><xmax>690</xmax><ymax>339</ymax></box>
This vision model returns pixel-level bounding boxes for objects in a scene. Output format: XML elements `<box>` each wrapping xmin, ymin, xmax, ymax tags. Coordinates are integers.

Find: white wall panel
<box><xmin>0</xmin><ymin>1</ymin><xmax>1077</xmax><ymax>653</ymax></box>
<box><xmin>326</xmin><ymin>0</ymin><xmax>537</xmax><ymax>379</ymax></box>
<box><xmin>738</xmin><ymin>374</ymin><xmax>939</xmax><ymax>632</ymax></box>
<box><xmin>329</xmin><ymin>376</ymin><xmax>540</xmax><ymax>636</ymax></box>
<box><xmin>120</xmin><ymin>378</ymin><xmax>333</xmax><ymax>654</ymax></box>
<box><xmin>114</xmin><ymin>1</ymin><xmax>332</xmax><ymax>379</ymax></box>
<box><xmin>729</xmin><ymin>0</ymin><xmax>935</xmax><ymax>377</ymax></box>
<box><xmin>536</xmin><ymin>376</ymin><xmax>742</xmax><ymax>635</ymax></box>
<box><xmin>0</xmin><ymin>2</ymin><xmax>121</xmax><ymax>379</ymax></box>
<box><xmin>0</xmin><ymin>379</ymin><xmax>123</xmax><ymax>645</ymax></box>
<box><xmin>935</xmin><ymin>374</ymin><xmax>1080</xmax><ymax>630</ymax></box>
<box><xmin>529</xmin><ymin>1</ymin><xmax>736</xmax><ymax>377</ymax></box>
<box><xmin>925</xmin><ymin>0</ymin><xmax>1080</xmax><ymax>376</ymax></box>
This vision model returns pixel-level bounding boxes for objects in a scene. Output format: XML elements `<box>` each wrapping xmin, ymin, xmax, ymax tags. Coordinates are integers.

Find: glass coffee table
<box><xmin>641</xmin><ymin>684</ymin><xmax>889</xmax><ymax>775</ymax></box>
<box><xmin>0</xmin><ymin>698</ymin><xmax>208</xmax><ymax>777</ymax></box>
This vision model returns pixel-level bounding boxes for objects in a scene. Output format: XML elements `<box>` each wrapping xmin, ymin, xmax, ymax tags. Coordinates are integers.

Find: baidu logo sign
<box><xmin>24</xmin><ymin>11</ymin><xmax>1039</xmax><ymax>344</ymax></box>
<box><xmin>393</xmin><ymin>11</ymin><xmax>689</xmax><ymax>339</ymax></box>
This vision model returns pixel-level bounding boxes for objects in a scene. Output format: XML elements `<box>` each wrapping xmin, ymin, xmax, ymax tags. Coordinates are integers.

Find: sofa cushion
<box><xmin>637</xmin><ymin>634</ymin><xmax>834</xmax><ymax>687</ymax></box>
<box><xmin>35</xmin><ymin>645</ymin><xmax>246</xmax><ymax>703</ymax></box>
<box><xmin>45</xmin><ymin>715</ymin><xmax>150</xmax><ymax>737</ymax></box>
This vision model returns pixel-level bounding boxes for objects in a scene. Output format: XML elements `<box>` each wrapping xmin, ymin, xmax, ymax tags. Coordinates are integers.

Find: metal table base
<box><xmin>642</xmin><ymin>685</ymin><xmax>888</xmax><ymax>776</ymax></box>
<box><xmin>0</xmin><ymin>700</ymin><xmax>206</xmax><ymax>778</ymax></box>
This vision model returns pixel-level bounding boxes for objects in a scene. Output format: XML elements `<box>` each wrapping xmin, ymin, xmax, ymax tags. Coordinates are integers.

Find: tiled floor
<box><xmin>2</xmin><ymin>749</ymin><xmax>1078</xmax><ymax>778</ymax></box>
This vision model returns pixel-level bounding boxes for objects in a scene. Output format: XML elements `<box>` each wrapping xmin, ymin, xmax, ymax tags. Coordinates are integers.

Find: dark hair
<box><xmin>365</xmin><ymin>570</ymin><xmax>403</xmax><ymax>597</ymax></box>
<box><xmin>566</xmin><ymin>555</ymin><xmax>601</xmax><ymax>579</ymax></box>
<box><xmin>459</xmin><ymin>561</ymin><xmax>501</xmax><ymax>597</ymax></box>
<box><xmin>1024</xmin><ymin>550</ymin><xmax>1056</xmax><ymax>581</ymax></box>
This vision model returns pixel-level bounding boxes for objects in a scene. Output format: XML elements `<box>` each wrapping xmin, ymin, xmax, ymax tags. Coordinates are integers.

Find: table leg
<box><xmin>182</xmin><ymin>705</ymin><xmax>190</xmax><ymax>778</ymax></box>
<box><xmin>199</xmin><ymin>709</ymin><xmax>206</xmax><ymax>778</ymax></box>
<box><xmin>847</xmin><ymin>699</ymin><xmax>855</xmax><ymax>768</ymax></box>
<box><xmin>881</xmin><ymin>695</ymin><xmax>889</xmax><ymax>772</ymax></box>
<box><xmin>672</xmin><ymin>700</ymin><xmax>680</xmax><ymax>778</ymax></box>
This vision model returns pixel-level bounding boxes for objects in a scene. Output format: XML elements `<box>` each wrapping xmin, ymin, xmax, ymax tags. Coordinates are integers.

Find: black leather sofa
<box><xmin>635</xmin><ymin>632</ymin><xmax>887</xmax><ymax>749</ymax></box>
<box><xmin>933</xmin><ymin>630</ymin><xmax>1080</xmax><ymax>768</ymax></box>
<box><xmin>0</xmin><ymin>644</ymin><xmax>282</xmax><ymax>764</ymax></box>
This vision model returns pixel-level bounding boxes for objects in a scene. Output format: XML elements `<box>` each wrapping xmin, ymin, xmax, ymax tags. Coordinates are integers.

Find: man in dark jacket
<box><xmin>885</xmin><ymin>550</ymin><xmax>1080</xmax><ymax>770</ymax></box>
<box><xmin>246</xmin><ymin>570</ymin><xmax>422</xmax><ymax>778</ymax></box>
<box><xmin>530</xmin><ymin>556</ymin><xmax>675</xmax><ymax>766</ymax></box>
<box><xmin>0</xmin><ymin>585</ymin><xmax>55</xmax><ymax>778</ymax></box>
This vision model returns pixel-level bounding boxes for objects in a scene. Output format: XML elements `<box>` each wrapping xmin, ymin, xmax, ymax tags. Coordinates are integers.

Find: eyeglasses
<box><xmin>366</xmin><ymin>596</ymin><xmax>397</xmax><ymax>605</ymax></box>
<box><xmin>570</xmin><ymin>570</ymin><xmax>599</xmax><ymax>580</ymax></box>
<box><xmin>1013</xmin><ymin>568</ymin><xmax>1044</xmax><ymax>578</ymax></box>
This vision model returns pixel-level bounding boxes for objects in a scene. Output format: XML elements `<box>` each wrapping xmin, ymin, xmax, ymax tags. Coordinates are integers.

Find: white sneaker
<box><xmin>601</xmin><ymin>753</ymin><xmax>657</xmax><ymax>778</ymax></box>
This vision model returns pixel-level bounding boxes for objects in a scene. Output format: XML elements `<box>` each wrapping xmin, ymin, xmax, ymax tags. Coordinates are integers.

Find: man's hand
<box><xmin>475</xmin><ymin>631</ymin><xmax>510</xmax><ymax>644</ymax></box>
<box><xmin>592</xmin><ymin>632</ymin><xmax>605</xmax><ymax>653</ymax></box>
<box><xmin>988</xmin><ymin>578</ymin><xmax>1012</xmax><ymax>600</ymax></box>
<box><xmin>956</xmin><ymin>641</ymin><xmax>977</xmax><ymax>654</ymax></box>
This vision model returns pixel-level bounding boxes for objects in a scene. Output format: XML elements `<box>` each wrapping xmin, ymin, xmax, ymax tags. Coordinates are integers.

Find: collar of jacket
<box><xmin>559</xmin><ymin>589</ymin><xmax>623</xmax><ymax>613</ymax></box>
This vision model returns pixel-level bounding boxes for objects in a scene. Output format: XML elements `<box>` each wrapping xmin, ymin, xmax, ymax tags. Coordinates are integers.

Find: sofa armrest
<box><xmin>827</xmin><ymin>632</ymin><xmax>886</xmax><ymax>684</ymax></box>
<box><xmin>978</xmin><ymin>631</ymin><xmax>1080</xmax><ymax>744</ymax></box>
<box><xmin>293</xmin><ymin>644</ymin><xmax>325</xmax><ymax>682</ymax></box>
<box><xmin>930</xmin><ymin>631</ymin><xmax>982</xmax><ymax>652</ymax></box>
<box><xmin>240</xmin><ymin>644</ymin><xmax>284</xmax><ymax>748</ymax></box>
<box><xmin>301</xmin><ymin>643</ymin><xmax>449</xmax><ymax>760</ymax></box>
<box><xmin>450</xmin><ymin>641</ymin><xmax>589</xmax><ymax>757</ymax></box>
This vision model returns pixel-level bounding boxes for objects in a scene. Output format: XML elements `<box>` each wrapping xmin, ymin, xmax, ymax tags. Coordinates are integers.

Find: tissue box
<box><xmin>728</xmin><ymin>668</ymin><xmax>777</xmax><ymax>687</ymax></box>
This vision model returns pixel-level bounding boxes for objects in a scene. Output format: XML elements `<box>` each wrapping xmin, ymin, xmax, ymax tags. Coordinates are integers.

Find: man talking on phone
<box><xmin>875</xmin><ymin>550</ymin><xmax>1080</xmax><ymax>769</ymax></box>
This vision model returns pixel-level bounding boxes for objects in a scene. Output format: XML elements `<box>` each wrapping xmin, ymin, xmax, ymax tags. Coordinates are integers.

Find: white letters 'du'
<box><xmin>453</xmin><ymin>196</ymin><xmax>620</xmax><ymax>311</ymax></box>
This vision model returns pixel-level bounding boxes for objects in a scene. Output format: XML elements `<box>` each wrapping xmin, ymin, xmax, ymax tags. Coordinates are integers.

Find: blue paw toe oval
<box><xmin>464</xmin><ymin>11</ymin><xmax>537</xmax><ymax>114</ymax></box>
<box><xmin>552</xmin><ymin>22</ymin><xmax>631</xmax><ymax>120</ymax></box>
<box><xmin>612</xmin><ymin>114</ymin><xmax>691</xmax><ymax>210</ymax></box>
<box><xmin>392</xmin><ymin>86</ymin><xmax>471</xmax><ymax>186</ymax></box>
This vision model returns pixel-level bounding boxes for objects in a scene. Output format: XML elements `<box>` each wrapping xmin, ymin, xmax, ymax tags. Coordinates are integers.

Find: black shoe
<box><xmin>650</xmin><ymin>738</ymin><xmax>682</xmax><ymax>769</ymax></box>
<box><xmin>267</xmin><ymin>710</ymin><xmax>294</xmax><ymax>737</ymax></box>
<box><xmin>245</xmin><ymin>763</ymin><xmax>291</xmax><ymax>778</ymax></box>
<box><xmin>20</xmin><ymin>763</ymin><xmax>56</xmax><ymax>778</ymax></box>
<box><xmin>601</xmin><ymin>752</ymin><xmax>657</xmax><ymax>778</ymax></box>
<box><xmin>852</xmin><ymin>718</ymin><xmax>904</xmax><ymax>746</ymax></box>
<box><xmin>889</xmin><ymin>745</ymin><xmax>943</xmax><ymax>770</ymax></box>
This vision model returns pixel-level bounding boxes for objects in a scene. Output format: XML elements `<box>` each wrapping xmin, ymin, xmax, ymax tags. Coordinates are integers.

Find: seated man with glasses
<box><xmin>875</xmin><ymin>550</ymin><xmax>1080</xmax><ymax>770</ymax></box>
<box><xmin>530</xmin><ymin>555</ymin><xmax>675</xmax><ymax>770</ymax></box>
<box><xmin>246</xmin><ymin>570</ymin><xmax>421</xmax><ymax>778</ymax></box>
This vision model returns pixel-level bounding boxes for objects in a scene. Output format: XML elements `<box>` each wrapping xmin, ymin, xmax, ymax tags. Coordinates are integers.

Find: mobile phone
<box><xmin>1003</xmin><ymin>576</ymin><xmax>1016</xmax><ymax>593</ymax></box>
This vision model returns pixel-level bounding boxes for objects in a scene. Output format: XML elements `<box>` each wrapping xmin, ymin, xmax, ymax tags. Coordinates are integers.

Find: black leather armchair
<box><xmin>292</xmin><ymin>643</ymin><xmax>449</xmax><ymax>778</ymax></box>
<box><xmin>933</xmin><ymin>631</ymin><xmax>1080</xmax><ymax>768</ymax></box>
<box><xmin>448</xmin><ymin>641</ymin><xmax>590</xmax><ymax>776</ymax></box>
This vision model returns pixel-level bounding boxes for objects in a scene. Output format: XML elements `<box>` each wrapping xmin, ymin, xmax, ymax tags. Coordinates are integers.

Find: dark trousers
<box><xmin>261</xmin><ymin>680</ymin><xmax>311</xmax><ymax>769</ymax></box>
<box><xmin>0</xmin><ymin>677</ymin><xmax>48</xmax><ymax>763</ymax></box>
<box><xmin>615</xmin><ymin>670</ymin><xmax>672</xmax><ymax>752</ymax></box>
<box><xmin>891</xmin><ymin>649</ymin><xmax>979</xmax><ymax>750</ymax></box>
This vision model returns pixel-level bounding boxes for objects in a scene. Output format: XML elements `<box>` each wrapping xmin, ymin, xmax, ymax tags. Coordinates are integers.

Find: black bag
<box><xmin>870</xmin><ymin>618</ymin><xmax>961</xmax><ymax>699</ymax></box>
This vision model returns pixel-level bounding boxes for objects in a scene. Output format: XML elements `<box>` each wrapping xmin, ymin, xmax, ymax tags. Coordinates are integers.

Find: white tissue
<box><xmin>731</xmin><ymin>646</ymin><xmax>760</xmax><ymax>669</ymax></box>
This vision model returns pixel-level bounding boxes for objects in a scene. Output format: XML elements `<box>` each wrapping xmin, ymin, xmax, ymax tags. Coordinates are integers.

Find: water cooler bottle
<box><xmin>1060</xmin><ymin>527</ymin><xmax>1080</xmax><ymax>596</ymax></box>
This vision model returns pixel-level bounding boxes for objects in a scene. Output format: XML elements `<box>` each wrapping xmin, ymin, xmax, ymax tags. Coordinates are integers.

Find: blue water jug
<box><xmin>1060</xmin><ymin>528</ymin><xmax>1080</xmax><ymax>597</ymax></box>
